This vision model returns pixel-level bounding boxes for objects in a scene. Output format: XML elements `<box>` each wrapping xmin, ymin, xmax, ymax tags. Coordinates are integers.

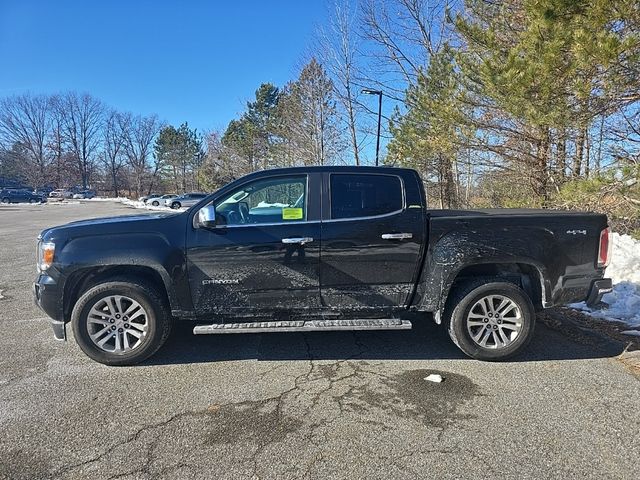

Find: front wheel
<box><xmin>171</xmin><ymin>201</ymin><xmax>181</xmax><ymax>209</ymax></box>
<box><xmin>71</xmin><ymin>279</ymin><xmax>172</xmax><ymax>366</ymax></box>
<box><xmin>1</xmin><ymin>197</ymin><xmax>9</xmax><ymax>203</ymax></box>
<box><xmin>446</xmin><ymin>280</ymin><xmax>535</xmax><ymax>361</ymax></box>
<box><xmin>152</xmin><ymin>200</ymin><xmax>159</xmax><ymax>206</ymax></box>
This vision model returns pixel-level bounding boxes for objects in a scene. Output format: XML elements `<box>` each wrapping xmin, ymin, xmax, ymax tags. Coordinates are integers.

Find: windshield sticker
<box><xmin>282</xmin><ymin>208</ymin><xmax>303</xmax><ymax>220</ymax></box>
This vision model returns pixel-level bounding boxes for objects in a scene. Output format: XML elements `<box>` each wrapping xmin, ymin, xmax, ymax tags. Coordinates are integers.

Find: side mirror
<box><xmin>197</xmin><ymin>205</ymin><xmax>216</xmax><ymax>229</ymax></box>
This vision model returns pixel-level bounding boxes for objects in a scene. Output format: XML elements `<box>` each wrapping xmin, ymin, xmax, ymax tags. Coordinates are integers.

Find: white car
<box><xmin>72</xmin><ymin>190</ymin><xmax>96</xmax><ymax>199</ymax></box>
<box><xmin>49</xmin><ymin>189</ymin><xmax>73</xmax><ymax>199</ymax></box>
<box><xmin>145</xmin><ymin>194</ymin><xmax>177</xmax><ymax>206</ymax></box>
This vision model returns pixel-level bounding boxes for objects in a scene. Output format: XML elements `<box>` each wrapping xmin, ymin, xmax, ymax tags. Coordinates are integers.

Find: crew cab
<box><xmin>33</xmin><ymin>166</ymin><xmax>613</xmax><ymax>365</ymax></box>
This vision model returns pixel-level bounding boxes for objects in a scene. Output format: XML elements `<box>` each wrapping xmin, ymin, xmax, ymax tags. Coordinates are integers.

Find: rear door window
<box><xmin>330</xmin><ymin>174</ymin><xmax>403</xmax><ymax>219</ymax></box>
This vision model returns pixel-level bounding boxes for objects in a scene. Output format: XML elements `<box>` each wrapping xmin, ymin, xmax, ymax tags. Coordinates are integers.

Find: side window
<box><xmin>215</xmin><ymin>176</ymin><xmax>307</xmax><ymax>226</ymax></box>
<box><xmin>330</xmin><ymin>174</ymin><xmax>403</xmax><ymax>219</ymax></box>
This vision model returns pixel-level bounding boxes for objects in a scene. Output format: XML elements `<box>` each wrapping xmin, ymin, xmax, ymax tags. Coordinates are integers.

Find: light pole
<box><xmin>362</xmin><ymin>88</ymin><xmax>383</xmax><ymax>166</ymax></box>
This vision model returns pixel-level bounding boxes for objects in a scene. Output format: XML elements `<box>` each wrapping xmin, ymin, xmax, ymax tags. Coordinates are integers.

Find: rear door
<box><xmin>186</xmin><ymin>173</ymin><xmax>322</xmax><ymax>316</ymax></box>
<box><xmin>320</xmin><ymin>172</ymin><xmax>425</xmax><ymax>308</ymax></box>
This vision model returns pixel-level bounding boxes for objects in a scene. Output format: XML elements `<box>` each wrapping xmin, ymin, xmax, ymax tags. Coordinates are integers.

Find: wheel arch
<box><xmin>437</xmin><ymin>261</ymin><xmax>546</xmax><ymax>323</ymax></box>
<box><xmin>63</xmin><ymin>266</ymin><xmax>171</xmax><ymax>321</ymax></box>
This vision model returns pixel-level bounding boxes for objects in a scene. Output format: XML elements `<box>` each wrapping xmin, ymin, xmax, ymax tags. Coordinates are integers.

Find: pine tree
<box><xmin>388</xmin><ymin>46</ymin><xmax>469</xmax><ymax>208</ymax></box>
<box><xmin>154</xmin><ymin>123</ymin><xmax>202</xmax><ymax>193</ymax></box>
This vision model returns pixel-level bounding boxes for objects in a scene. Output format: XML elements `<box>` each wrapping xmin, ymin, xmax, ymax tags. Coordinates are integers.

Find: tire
<box><xmin>71</xmin><ymin>279</ymin><xmax>172</xmax><ymax>366</ymax></box>
<box><xmin>445</xmin><ymin>279</ymin><xmax>535</xmax><ymax>361</ymax></box>
<box><xmin>1</xmin><ymin>197</ymin><xmax>9</xmax><ymax>204</ymax></box>
<box><xmin>152</xmin><ymin>200</ymin><xmax>159</xmax><ymax>206</ymax></box>
<box><xmin>29</xmin><ymin>198</ymin><xmax>38</xmax><ymax>204</ymax></box>
<box><xmin>171</xmin><ymin>202</ymin><xmax>181</xmax><ymax>209</ymax></box>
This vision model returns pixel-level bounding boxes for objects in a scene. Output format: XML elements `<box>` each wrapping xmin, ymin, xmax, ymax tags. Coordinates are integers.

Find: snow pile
<box><xmin>87</xmin><ymin>197</ymin><xmax>181</xmax><ymax>211</ymax></box>
<box><xmin>571</xmin><ymin>233</ymin><xmax>640</xmax><ymax>329</ymax></box>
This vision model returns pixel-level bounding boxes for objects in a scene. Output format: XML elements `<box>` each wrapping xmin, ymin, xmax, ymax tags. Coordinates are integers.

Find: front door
<box><xmin>186</xmin><ymin>173</ymin><xmax>321</xmax><ymax>316</ymax></box>
<box><xmin>320</xmin><ymin>172</ymin><xmax>424</xmax><ymax>309</ymax></box>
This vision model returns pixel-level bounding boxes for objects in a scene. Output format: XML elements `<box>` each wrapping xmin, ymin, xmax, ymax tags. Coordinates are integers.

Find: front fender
<box><xmin>53</xmin><ymin>232</ymin><xmax>191</xmax><ymax>315</ymax></box>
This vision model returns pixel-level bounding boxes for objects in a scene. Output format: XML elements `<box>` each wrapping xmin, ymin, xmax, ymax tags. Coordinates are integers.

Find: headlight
<box><xmin>38</xmin><ymin>241</ymin><xmax>55</xmax><ymax>271</ymax></box>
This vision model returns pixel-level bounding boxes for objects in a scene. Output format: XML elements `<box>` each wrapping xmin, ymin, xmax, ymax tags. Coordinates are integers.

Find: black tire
<box><xmin>71</xmin><ymin>279</ymin><xmax>172</xmax><ymax>366</ymax></box>
<box><xmin>29</xmin><ymin>198</ymin><xmax>38</xmax><ymax>204</ymax></box>
<box><xmin>152</xmin><ymin>200</ymin><xmax>159</xmax><ymax>206</ymax></box>
<box><xmin>171</xmin><ymin>201</ymin><xmax>181</xmax><ymax>209</ymax></box>
<box><xmin>1</xmin><ymin>197</ymin><xmax>9</xmax><ymax>204</ymax></box>
<box><xmin>445</xmin><ymin>279</ymin><xmax>535</xmax><ymax>361</ymax></box>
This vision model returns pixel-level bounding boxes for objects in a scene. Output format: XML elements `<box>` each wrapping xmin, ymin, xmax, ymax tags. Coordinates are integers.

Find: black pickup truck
<box><xmin>34</xmin><ymin>166</ymin><xmax>612</xmax><ymax>365</ymax></box>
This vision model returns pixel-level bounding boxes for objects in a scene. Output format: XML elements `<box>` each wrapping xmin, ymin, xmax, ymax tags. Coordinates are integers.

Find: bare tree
<box><xmin>278</xmin><ymin>58</ymin><xmax>344</xmax><ymax>166</ymax></box>
<box><xmin>122</xmin><ymin>114</ymin><xmax>162</xmax><ymax>196</ymax></box>
<box><xmin>317</xmin><ymin>0</ymin><xmax>364</xmax><ymax>165</ymax></box>
<box><xmin>101</xmin><ymin>110</ymin><xmax>128</xmax><ymax>196</ymax></box>
<box><xmin>0</xmin><ymin>93</ymin><xmax>52</xmax><ymax>187</ymax></box>
<box><xmin>360</xmin><ymin>0</ymin><xmax>454</xmax><ymax>95</ymax></box>
<box><xmin>57</xmin><ymin>92</ymin><xmax>104</xmax><ymax>189</ymax></box>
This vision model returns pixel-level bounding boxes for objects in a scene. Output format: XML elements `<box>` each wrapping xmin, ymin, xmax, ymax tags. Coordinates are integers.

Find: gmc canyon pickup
<box><xmin>34</xmin><ymin>166</ymin><xmax>613</xmax><ymax>365</ymax></box>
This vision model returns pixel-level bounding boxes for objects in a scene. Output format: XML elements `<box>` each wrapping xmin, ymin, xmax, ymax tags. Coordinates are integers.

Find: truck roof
<box><xmin>246</xmin><ymin>165</ymin><xmax>418</xmax><ymax>176</ymax></box>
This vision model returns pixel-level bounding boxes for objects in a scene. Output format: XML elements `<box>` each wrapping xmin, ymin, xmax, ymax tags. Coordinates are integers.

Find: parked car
<box><xmin>145</xmin><ymin>194</ymin><xmax>177</xmax><ymax>206</ymax></box>
<box><xmin>49</xmin><ymin>189</ymin><xmax>73</xmax><ymax>199</ymax></box>
<box><xmin>34</xmin><ymin>166</ymin><xmax>612</xmax><ymax>365</ymax></box>
<box><xmin>138</xmin><ymin>193</ymin><xmax>159</xmax><ymax>203</ymax></box>
<box><xmin>34</xmin><ymin>187</ymin><xmax>54</xmax><ymax>197</ymax></box>
<box><xmin>165</xmin><ymin>193</ymin><xmax>208</xmax><ymax>209</ymax></box>
<box><xmin>1</xmin><ymin>188</ymin><xmax>46</xmax><ymax>204</ymax></box>
<box><xmin>72</xmin><ymin>190</ymin><xmax>96</xmax><ymax>199</ymax></box>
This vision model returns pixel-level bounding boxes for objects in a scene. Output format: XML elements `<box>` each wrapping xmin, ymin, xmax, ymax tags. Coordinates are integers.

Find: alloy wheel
<box><xmin>86</xmin><ymin>295</ymin><xmax>149</xmax><ymax>354</ymax></box>
<box><xmin>466</xmin><ymin>294</ymin><xmax>523</xmax><ymax>349</ymax></box>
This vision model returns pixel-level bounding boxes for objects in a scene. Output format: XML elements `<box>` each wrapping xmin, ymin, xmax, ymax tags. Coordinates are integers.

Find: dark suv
<box><xmin>1</xmin><ymin>189</ymin><xmax>46</xmax><ymax>204</ymax></box>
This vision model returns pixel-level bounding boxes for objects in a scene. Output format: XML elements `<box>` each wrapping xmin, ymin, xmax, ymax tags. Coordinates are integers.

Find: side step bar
<box><xmin>193</xmin><ymin>318</ymin><xmax>412</xmax><ymax>335</ymax></box>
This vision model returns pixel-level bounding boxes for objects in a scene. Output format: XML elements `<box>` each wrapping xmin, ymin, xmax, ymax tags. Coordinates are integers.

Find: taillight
<box><xmin>597</xmin><ymin>227</ymin><xmax>612</xmax><ymax>268</ymax></box>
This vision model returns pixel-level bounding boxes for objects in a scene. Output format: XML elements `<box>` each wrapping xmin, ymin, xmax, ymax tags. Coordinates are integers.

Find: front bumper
<box><xmin>33</xmin><ymin>274</ymin><xmax>66</xmax><ymax>341</ymax></box>
<box><xmin>585</xmin><ymin>278</ymin><xmax>613</xmax><ymax>307</ymax></box>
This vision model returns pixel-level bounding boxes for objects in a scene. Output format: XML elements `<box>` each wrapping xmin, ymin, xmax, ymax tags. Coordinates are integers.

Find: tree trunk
<box><xmin>557</xmin><ymin>129</ymin><xmax>566</xmax><ymax>179</ymax></box>
<box><xmin>574</xmin><ymin>129</ymin><xmax>584</xmax><ymax>177</ymax></box>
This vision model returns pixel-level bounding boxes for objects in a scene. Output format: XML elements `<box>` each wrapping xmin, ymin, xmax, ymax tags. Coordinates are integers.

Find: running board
<box><xmin>193</xmin><ymin>318</ymin><xmax>412</xmax><ymax>335</ymax></box>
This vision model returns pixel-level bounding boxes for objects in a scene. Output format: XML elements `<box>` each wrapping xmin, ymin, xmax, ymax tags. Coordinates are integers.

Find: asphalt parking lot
<box><xmin>0</xmin><ymin>201</ymin><xmax>638</xmax><ymax>480</ymax></box>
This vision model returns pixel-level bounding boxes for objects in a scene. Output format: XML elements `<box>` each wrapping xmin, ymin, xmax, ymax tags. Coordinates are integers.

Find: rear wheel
<box><xmin>29</xmin><ymin>198</ymin><xmax>38</xmax><ymax>204</ymax></box>
<box><xmin>152</xmin><ymin>200</ymin><xmax>159</xmax><ymax>206</ymax></box>
<box><xmin>1</xmin><ymin>197</ymin><xmax>9</xmax><ymax>203</ymax></box>
<box><xmin>171</xmin><ymin>201</ymin><xmax>181</xmax><ymax>209</ymax></box>
<box><xmin>71</xmin><ymin>279</ymin><xmax>172</xmax><ymax>366</ymax></box>
<box><xmin>445</xmin><ymin>280</ymin><xmax>535</xmax><ymax>361</ymax></box>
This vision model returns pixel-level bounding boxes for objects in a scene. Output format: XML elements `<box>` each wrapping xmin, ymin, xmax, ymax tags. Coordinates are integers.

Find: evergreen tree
<box><xmin>154</xmin><ymin>123</ymin><xmax>202</xmax><ymax>193</ymax></box>
<box><xmin>221</xmin><ymin>83</ymin><xmax>280</xmax><ymax>171</ymax></box>
<box><xmin>388</xmin><ymin>45</ymin><xmax>470</xmax><ymax>208</ymax></box>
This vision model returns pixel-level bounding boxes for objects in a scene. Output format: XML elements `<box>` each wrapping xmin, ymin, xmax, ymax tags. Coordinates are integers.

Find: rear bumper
<box><xmin>33</xmin><ymin>275</ymin><xmax>66</xmax><ymax>341</ymax></box>
<box><xmin>585</xmin><ymin>278</ymin><xmax>613</xmax><ymax>307</ymax></box>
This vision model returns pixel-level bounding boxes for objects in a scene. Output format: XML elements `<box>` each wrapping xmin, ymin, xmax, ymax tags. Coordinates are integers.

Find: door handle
<box><xmin>381</xmin><ymin>233</ymin><xmax>413</xmax><ymax>240</ymax></box>
<box><xmin>282</xmin><ymin>237</ymin><xmax>314</xmax><ymax>245</ymax></box>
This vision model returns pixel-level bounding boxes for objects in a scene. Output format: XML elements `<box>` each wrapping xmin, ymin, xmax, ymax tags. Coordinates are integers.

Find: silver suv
<box><xmin>165</xmin><ymin>193</ymin><xmax>207</xmax><ymax>209</ymax></box>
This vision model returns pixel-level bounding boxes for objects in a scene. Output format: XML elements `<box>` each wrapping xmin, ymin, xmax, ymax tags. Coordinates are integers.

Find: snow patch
<box><xmin>87</xmin><ymin>197</ymin><xmax>183</xmax><ymax>212</ymax></box>
<box><xmin>571</xmin><ymin>233</ymin><xmax>640</xmax><ymax>328</ymax></box>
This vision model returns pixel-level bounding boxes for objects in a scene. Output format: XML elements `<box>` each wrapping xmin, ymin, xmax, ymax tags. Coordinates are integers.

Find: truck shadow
<box><xmin>145</xmin><ymin>311</ymin><xmax>625</xmax><ymax>366</ymax></box>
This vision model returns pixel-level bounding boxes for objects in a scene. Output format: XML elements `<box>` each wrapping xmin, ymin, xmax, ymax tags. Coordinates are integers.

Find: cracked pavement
<box><xmin>0</xmin><ymin>201</ymin><xmax>639</xmax><ymax>479</ymax></box>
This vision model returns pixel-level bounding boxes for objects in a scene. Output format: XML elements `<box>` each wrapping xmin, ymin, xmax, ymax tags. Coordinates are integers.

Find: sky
<box><xmin>0</xmin><ymin>0</ymin><xmax>331</xmax><ymax>134</ymax></box>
